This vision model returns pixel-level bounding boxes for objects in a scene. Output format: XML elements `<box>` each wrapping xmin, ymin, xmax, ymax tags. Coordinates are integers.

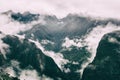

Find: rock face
<box><xmin>82</xmin><ymin>31</ymin><xmax>120</xmax><ymax>80</ymax></box>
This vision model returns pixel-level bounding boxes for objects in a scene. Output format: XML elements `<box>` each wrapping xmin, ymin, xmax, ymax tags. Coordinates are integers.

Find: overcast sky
<box><xmin>0</xmin><ymin>0</ymin><xmax>120</xmax><ymax>18</ymax></box>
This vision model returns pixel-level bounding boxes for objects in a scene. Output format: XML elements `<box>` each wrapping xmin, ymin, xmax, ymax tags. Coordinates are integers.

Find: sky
<box><xmin>0</xmin><ymin>0</ymin><xmax>120</xmax><ymax>18</ymax></box>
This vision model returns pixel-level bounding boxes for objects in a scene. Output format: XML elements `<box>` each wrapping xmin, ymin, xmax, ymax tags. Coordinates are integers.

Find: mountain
<box><xmin>1</xmin><ymin>11</ymin><xmax>120</xmax><ymax>80</ymax></box>
<box><xmin>82</xmin><ymin>31</ymin><xmax>120</xmax><ymax>80</ymax></box>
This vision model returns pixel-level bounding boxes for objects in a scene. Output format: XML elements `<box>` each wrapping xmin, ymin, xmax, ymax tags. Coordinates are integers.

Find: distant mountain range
<box><xmin>0</xmin><ymin>11</ymin><xmax>120</xmax><ymax>80</ymax></box>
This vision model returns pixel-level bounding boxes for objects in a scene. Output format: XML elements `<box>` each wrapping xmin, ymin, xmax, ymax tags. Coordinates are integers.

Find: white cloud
<box><xmin>19</xmin><ymin>69</ymin><xmax>40</xmax><ymax>80</ymax></box>
<box><xmin>62</xmin><ymin>37</ymin><xmax>82</xmax><ymax>48</ymax></box>
<box><xmin>108</xmin><ymin>37</ymin><xmax>120</xmax><ymax>44</ymax></box>
<box><xmin>0</xmin><ymin>14</ymin><xmax>30</xmax><ymax>34</ymax></box>
<box><xmin>0</xmin><ymin>13</ymin><xmax>46</xmax><ymax>35</ymax></box>
<box><xmin>0</xmin><ymin>0</ymin><xmax>120</xmax><ymax>18</ymax></box>
<box><xmin>108</xmin><ymin>37</ymin><xmax>117</xmax><ymax>42</ymax></box>
<box><xmin>4</xmin><ymin>60</ymin><xmax>20</xmax><ymax>77</ymax></box>
<box><xmin>41</xmin><ymin>39</ymin><xmax>54</xmax><ymax>45</ymax></box>
<box><xmin>4</xmin><ymin>67</ymin><xmax>16</xmax><ymax>77</ymax></box>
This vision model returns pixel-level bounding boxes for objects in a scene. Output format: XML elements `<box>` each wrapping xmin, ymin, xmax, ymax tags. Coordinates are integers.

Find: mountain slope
<box><xmin>82</xmin><ymin>31</ymin><xmax>120</xmax><ymax>80</ymax></box>
<box><xmin>0</xmin><ymin>32</ymin><xmax>65</xmax><ymax>80</ymax></box>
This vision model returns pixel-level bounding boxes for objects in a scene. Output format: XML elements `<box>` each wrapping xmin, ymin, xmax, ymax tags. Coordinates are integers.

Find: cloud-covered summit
<box><xmin>1</xmin><ymin>10</ymin><xmax>120</xmax><ymax>80</ymax></box>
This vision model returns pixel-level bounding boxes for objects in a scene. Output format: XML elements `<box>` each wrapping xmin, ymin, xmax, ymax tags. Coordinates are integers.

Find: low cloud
<box><xmin>19</xmin><ymin>69</ymin><xmax>40</xmax><ymax>80</ymax></box>
<box><xmin>0</xmin><ymin>13</ymin><xmax>46</xmax><ymax>35</ymax></box>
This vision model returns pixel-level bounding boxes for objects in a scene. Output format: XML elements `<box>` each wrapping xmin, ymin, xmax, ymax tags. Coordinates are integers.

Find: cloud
<box><xmin>19</xmin><ymin>69</ymin><xmax>40</xmax><ymax>80</ymax></box>
<box><xmin>62</xmin><ymin>37</ymin><xmax>82</xmax><ymax>48</ymax></box>
<box><xmin>4</xmin><ymin>67</ymin><xmax>16</xmax><ymax>77</ymax></box>
<box><xmin>0</xmin><ymin>13</ymin><xmax>45</xmax><ymax>35</ymax></box>
<box><xmin>4</xmin><ymin>60</ymin><xmax>20</xmax><ymax>77</ymax></box>
<box><xmin>0</xmin><ymin>14</ymin><xmax>27</xmax><ymax>34</ymax></box>
<box><xmin>41</xmin><ymin>39</ymin><xmax>54</xmax><ymax>45</ymax></box>
<box><xmin>108</xmin><ymin>37</ymin><xmax>118</xmax><ymax>43</ymax></box>
<box><xmin>0</xmin><ymin>0</ymin><xmax>120</xmax><ymax>18</ymax></box>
